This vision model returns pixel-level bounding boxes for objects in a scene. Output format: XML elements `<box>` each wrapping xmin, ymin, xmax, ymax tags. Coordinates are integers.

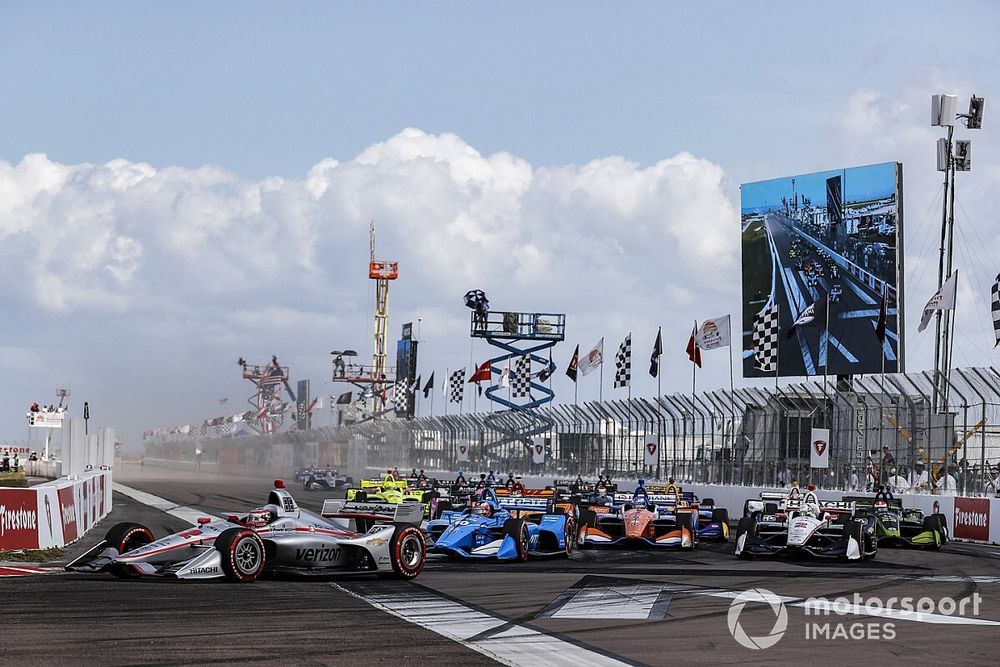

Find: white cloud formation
<box><xmin>0</xmin><ymin>129</ymin><xmax>740</xmax><ymax>443</ymax></box>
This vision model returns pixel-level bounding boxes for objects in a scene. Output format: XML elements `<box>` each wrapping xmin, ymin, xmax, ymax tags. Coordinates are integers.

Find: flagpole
<box><xmin>443</xmin><ymin>369</ymin><xmax>448</xmax><ymax>416</ymax></box>
<box><xmin>728</xmin><ymin>316</ymin><xmax>736</xmax><ymax>460</ymax></box>
<box><xmin>823</xmin><ymin>292</ymin><xmax>831</xmax><ymax>397</ymax></box>
<box><xmin>599</xmin><ymin>356</ymin><xmax>604</xmax><ymax>403</ymax></box>
<box><xmin>691</xmin><ymin>321</ymin><xmax>697</xmax><ymax>400</ymax></box>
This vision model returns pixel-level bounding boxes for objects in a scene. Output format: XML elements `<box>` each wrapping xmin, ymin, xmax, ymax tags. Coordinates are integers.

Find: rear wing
<box><xmin>495</xmin><ymin>487</ymin><xmax>555</xmax><ymax>497</ymax></box>
<box><xmin>819</xmin><ymin>500</ymin><xmax>856</xmax><ymax>512</ymax></box>
<box><xmin>842</xmin><ymin>495</ymin><xmax>902</xmax><ymax>509</ymax></box>
<box><xmin>321</xmin><ymin>500</ymin><xmax>423</xmax><ymax>526</ymax></box>
<box><xmin>496</xmin><ymin>496</ymin><xmax>551</xmax><ymax>513</ymax></box>
<box><xmin>612</xmin><ymin>492</ymin><xmax>681</xmax><ymax>506</ymax></box>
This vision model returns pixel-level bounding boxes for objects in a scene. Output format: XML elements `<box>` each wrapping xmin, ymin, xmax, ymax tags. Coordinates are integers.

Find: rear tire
<box><xmin>676</xmin><ymin>511</ymin><xmax>697</xmax><ymax>549</ymax></box>
<box><xmin>922</xmin><ymin>514</ymin><xmax>944</xmax><ymax>549</ymax></box>
<box><xmin>735</xmin><ymin>517</ymin><xmax>756</xmax><ymax>560</ymax></box>
<box><xmin>563</xmin><ymin>515</ymin><xmax>576</xmax><ymax>556</ymax></box>
<box><xmin>379</xmin><ymin>524</ymin><xmax>426</xmax><ymax>579</ymax></box>
<box><xmin>711</xmin><ymin>508</ymin><xmax>730</xmax><ymax>541</ymax></box>
<box><xmin>216</xmin><ymin>528</ymin><xmax>266</xmax><ymax>582</ymax></box>
<box><xmin>503</xmin><ymin>518</ymin><xmax>529</xmax><ymax>561</ymax></box>
<box><xmin>104</xmin><ymin>522</ymin><xmax>154</xmax><ymax>554</ymax></box>
<box><xmin>933</xmin><ymin>513</ymin><xmax>950</xmax><ymax>544</ymax></box>
<box><xmin>433</xmin><ymin>500</ymin><xmax>453</xmax><ymax>520</ymax></box>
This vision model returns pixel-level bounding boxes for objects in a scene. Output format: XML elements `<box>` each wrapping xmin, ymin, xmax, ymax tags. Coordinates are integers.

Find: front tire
<box><xmin>711</xmin><ymin>508</ymin><xmax>730</xmax><ymax>542</ymax></box>
<box><xmin>503</xmin><ymin>518</ymin><xmax>529</xmax><ymax>561</ymax></box>
<box><xmin>104</xmin><ymin>522</ymin><xmax>154</xmax><ymax>555</ymax></box>
<box><xmin>379</xmin><ymin>524</ymin><xmax>426</xmax><ymax>579</ymax></box>
<box><xmin>216</xmin><ymin>528</ymin><xmax>266</xmax><ymax>582</ymax></box>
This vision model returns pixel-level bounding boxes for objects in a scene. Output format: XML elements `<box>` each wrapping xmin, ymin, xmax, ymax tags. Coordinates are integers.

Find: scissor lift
<box><xmin>470</xmin><ymin>310</ymin><xmax>565</xmax><ymax>465</ymax></box>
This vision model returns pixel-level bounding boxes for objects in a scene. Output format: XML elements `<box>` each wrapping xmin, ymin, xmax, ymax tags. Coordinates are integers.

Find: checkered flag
<box><xmin>613</xmin><ymin>334</ymin><xmax>631</xmax><ymax>388</ymax></box>
<box><xmin>392</xmin><ymin>379</ymin><xmax>410</xmax><ymax>409</ymax></box>
<box><xmin>992</xmin><ymin>273</ymin><xmax>1000</xmax><ymax>348</ymax></box>
<box><xmin>752</xmin><ymin>304</ymin><xmax>780</xmax><ymax>373</ymax></box>
<box><xmin>512</xmin><ymin>357</ymin><xmax>532</xmax><ymax>398</ymax></box>
<box><xmin>449</xmin><ymin>369</ymin><xmax>466</xmax><ymax>403</ymax></box>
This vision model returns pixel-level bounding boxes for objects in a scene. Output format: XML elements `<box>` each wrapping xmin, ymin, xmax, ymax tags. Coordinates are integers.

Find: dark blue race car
<box><xmin>426</xmin><ymin>488</ymin><xmax>576</xmax><ymax>560</ymax></box>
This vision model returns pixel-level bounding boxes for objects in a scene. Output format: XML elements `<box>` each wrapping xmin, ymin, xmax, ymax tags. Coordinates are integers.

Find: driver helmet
<box><xmin>474</xmin><ymin>502</ymin><xmax>493</xmax><ymax>517</ymax></box>
<box><xmin>246</xmin><ymin>506</ymin><xmax>276</xmax><ymax>528</ymax></box>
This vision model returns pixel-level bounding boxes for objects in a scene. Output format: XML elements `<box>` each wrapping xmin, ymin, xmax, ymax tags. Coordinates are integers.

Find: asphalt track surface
<box><xmin>4</xmin><ymin>466</ymin><xmax>1000</xmax><ymax>666</ymax></box>
<box><xmin>748</xmin><ymin>212</ymin><xmax>897</xmax><ymax>377</ymax></box>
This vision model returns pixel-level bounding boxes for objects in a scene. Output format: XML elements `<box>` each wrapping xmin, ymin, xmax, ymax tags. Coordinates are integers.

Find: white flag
<box><xmin>532</xmin><ymin>437</ymin><xmax>546</xmax><ymax>464</ymax></box>
<box><xmin>918</xmin><ymin>271</ymin><xmax>958</xmax><ymax>333</ymax></box>
<box><xmin>500</xmin><ymin>367</ymin><xmax>510</xmax><ymax>388</ymax></box>
<box><xmin>643</xmin><ymin>439</ymin><xmax>659</xmax><ymax>466</ymax></box>
<box><xmin>695</xmin><ymin>315</ymin><xmax>731</xmax><ymax>350</ymax></box>
<box><xmin>577</xmin><ymin>338</ymin><xmax>604</xmax><ymax>377</ymax></box>
<box><xmin>810</xmin><ymin>428</ymin><xmax>830</xmax><ymax>468</ymax></box>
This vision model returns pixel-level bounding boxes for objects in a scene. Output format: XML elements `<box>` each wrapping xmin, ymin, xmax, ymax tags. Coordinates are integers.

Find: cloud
<box><xmin>0</xmin><ymin>129</ymin><xmax>740</xmax><ymax>442</ymax></box>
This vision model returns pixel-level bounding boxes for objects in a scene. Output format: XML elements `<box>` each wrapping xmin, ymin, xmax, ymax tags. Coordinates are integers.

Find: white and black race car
<box><xmin>67</xmin><ymin>480</ymin><xmax>425</xmax><ymax>581</ymax></box>
<box><xmin>734</xmin><ymin>487</ymin><xmax>877</xmax><ymax>561</ymax></box>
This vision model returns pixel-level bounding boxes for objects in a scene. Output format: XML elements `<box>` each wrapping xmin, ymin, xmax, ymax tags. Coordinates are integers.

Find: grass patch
<box><xmin>0</xmin><ymin>471</ymin><xmax>27</xmax><ymax>487</ymax></box>
<box><xmin>0</xmin><ymin>547</ymin><xmax>65</xmax><ymax>563</ymax></box>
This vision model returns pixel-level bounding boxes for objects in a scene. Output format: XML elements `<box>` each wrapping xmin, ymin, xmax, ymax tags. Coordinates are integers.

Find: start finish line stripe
<box><xmin>112</xmin><ymin>482</ymin><xmax>218</xmax><ymax>525</ymax></box>
<box><xmin>332</xmin><ymin>582</ymin><xmax>632</xmax><ymax>667</ymax></box>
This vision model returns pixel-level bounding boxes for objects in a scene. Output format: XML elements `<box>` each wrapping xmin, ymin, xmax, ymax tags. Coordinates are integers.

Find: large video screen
<box><xmin>741</xmin><ymin>162</ymin><xmax>902</xmax><ymax>378</ymax></box>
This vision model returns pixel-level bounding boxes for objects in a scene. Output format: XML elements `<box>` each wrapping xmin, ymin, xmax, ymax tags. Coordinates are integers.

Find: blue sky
<box><xmin>741</xmin><ymin>161</ymin><xmax>898</xmax><ymax>213</ymax></box>
<box><xmin>2</xmin><ymin>2</ymin><xmax>1000</xmax><ymax>444</ymax></box>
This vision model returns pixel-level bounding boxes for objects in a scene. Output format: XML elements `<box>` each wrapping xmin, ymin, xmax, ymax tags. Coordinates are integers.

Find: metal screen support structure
<box><xmin>470</xmin><ymin>310</ymin><xmax>565</xmax><ymax>466</ymax></box>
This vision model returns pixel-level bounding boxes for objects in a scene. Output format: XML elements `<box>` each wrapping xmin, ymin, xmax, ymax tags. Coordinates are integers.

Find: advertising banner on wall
<box><xmin>644</xmin><ymin>440</ymin><xmax>659</xmax><ymax>466</ymax></box>
<box><xmin>741</xmin><ymin>161</ymin><xmax>902</xmax><ymax>377</ymax></box>
<box><xmin>532</xmin><ymin>438</ymin><xmax>546</xmax><ymax>464</ymax></box>
<box><xmin>810</xmin><ymin>428</ymin><xmax>830</xmax><ymax>468</ymax></box>
<box><xmin>0</xmin><ymin>489</ymin><xmax>40</xmax><ymax>550</ymax></box>
<box><xmin>953</xmin><ymin>497</ymin><xmax>990</xmax><ymax>542</ymax></box>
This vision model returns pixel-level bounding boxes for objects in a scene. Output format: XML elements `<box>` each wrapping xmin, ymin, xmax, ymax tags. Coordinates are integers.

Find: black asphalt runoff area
<box><xmin>3</xmin><ymin>465</ymin><xmax>1000</xmax><ymax>666</ymax></box>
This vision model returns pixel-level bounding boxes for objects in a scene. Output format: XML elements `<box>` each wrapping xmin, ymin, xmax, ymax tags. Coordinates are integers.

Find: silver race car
<box><xmin>67</xmin><ymin>480</ymin><xmax>426</xmax><ymax>582</ymax></box>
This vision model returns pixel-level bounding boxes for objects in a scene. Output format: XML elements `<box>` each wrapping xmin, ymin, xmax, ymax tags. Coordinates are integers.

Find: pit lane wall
<box><xmin>0</xmin><ymin>470</ymin><xmax>113</xmax><ymax>550</ymax></box>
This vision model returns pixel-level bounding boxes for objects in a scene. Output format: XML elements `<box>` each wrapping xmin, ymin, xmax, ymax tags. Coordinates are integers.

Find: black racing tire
<box><xmin>735</xmin><ymin>517</ymin><xmax>756</xmax><ymax>560</ymax></box>
<box><xmin>563</xmin><ymin>514</ymin><xmax>577</xmax><ymax>557</ymax></box>
<box><xmin>353</xmin><ymin>491</ymin><xmax>368</xmax><ymax>502</ymax></box>
<box><xmin>711</xmin><ymin>508</ymin><xmax>730</xmax><ymax>542</ymax></box>
<box><xmin>922</xmin><ymin>514</ymin><xmax>944</xmax><ymax>550</ymax></box>
<box><xmin>303</xmin><ymin>478</ymin><xmax>314</xmax><ymax>491</ymax></box>
<box><xmin>104</xmin><ymin>522</ymin><xmax>154</xmax><ymax>555</ymax></box>
<box><xmin>702</xmin><ymin>498</ymin><xmax>715</xmax><ymax>507</ymax></box>
<box><xmin>421</xmin><ymin>490</ymin><xmax>438</xmax><ymax>503</ymax></box>
<box><xmin>843</xmin><ymin>520</ymin><xmax>867</xmax><ymax>560</ymax></box>
<box><xmin>434</xmin><ymin>500</ymin><xmax>453</xmax><ymax>520</ymax></box>
<box><xmin>378</xmin><ymin>524</ymin><xmax>426</xmax><ymax>579</ymax></box>
<box><xmin>676</xmin><ymin>511</ymin><xmax>697</xmax><ymax>549</ymax></box>
<box><xmin>216</xmin><ymin>528</ymin><xmax>266</xmax><ymax>582</ymax></box>
<box><xmin>742</xmin><ymin>499</ymin><xmax>752</xmax><ymax>518</ymax></box>
<box><xmin>503</xmin><ymin>518</ymin><xmax>529</xmax><ymax>562</ymax></box>
<box><xmin>933</xmin><ymin>513</ymin><xmax>950</xmax><ymax>544</ymax></box>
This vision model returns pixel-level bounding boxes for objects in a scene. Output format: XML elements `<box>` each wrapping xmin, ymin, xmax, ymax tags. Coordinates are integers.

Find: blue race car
<box><xmin>426</xmin><ymin>488</ymin><xmax>576</xmax><ymax>560</ymax></box>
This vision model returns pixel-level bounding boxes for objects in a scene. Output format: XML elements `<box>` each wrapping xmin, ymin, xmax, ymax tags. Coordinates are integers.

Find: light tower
<box><xmin>930</xmin><ymin>93</ymin><xmax>985</xmax><ymax>410</ymax></box>
<box><xmin>369</xmin><ymin>220</ymin><xmax>398</xmax><ymax>397</ymax></box>
<box><xmin>331</xmin><ymin>221</ymin><xmax>399</xmax><ymax>420</ymax></box>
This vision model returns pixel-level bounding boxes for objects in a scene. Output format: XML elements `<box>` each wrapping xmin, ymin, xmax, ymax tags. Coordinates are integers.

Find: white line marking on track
<box><xmin>549</xmin><ymin>583</ymin><xmax>666</xmax><ymax>619</ymax></box>
<box><xmin>113</xmin><ymin>482</ymin><xmax>218</xmax><ymax>525</ymax></box>
<box><xmin>332</xmin><ymin>583</ymin><xmax>631</xmax><ymax>667</ymax></box>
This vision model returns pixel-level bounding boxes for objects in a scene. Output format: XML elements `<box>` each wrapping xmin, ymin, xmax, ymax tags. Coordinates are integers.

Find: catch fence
<box><xmin>144</xmin><ymin>367</ymin><xmax>1000</xmax><ymax>496</ymax></box>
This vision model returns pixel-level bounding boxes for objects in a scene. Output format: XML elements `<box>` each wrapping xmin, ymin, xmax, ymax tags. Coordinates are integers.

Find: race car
<box><xmin>843</xmin><ymin>490</ymin><xmax>949</xmax><ymax>548</ymax></box>
<box><xmin>552</xmin><ymin>476</ymin><xmax>619</xmax><ymax>499</ymax></box>
<box><xmin>577</xmin><ymin>480</ymin><xmax>698</xmax><ymax>549</ymax></box>
<box><xmin>734</xmin><ymin>487</ymin><xmax>877</xmax><ymax>561</ymax></box>
<box><xmin>301</xmin><ymin>467</ymin><xmax>353</xmax><ymax>491</ymax></box>
<box><xmin>66</xmin><ymin>480</ymin><xmax>426</xmax><ymax>581</ymax></box>
<box><xmin>642</xmin><ymin>483</ymin><xmax>729</xmax><ymax>541</ymax></box>
<box><xmin>426</xmin><ymin>487</ymin><xmax>577</xmax><ymax>560</ymax></box>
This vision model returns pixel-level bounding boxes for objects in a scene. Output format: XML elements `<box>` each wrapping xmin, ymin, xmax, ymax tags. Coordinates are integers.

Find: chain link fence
<box><xmin>144</xmin><ymin>367</ymin><xmax>1000</xmax><ymax>496</ymax></box>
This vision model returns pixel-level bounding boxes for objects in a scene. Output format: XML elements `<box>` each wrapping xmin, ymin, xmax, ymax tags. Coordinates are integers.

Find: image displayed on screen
<box><xmin>741</xmin><ymin>162</ymin><xmax>901</xmax><ymax>378</ymax></box>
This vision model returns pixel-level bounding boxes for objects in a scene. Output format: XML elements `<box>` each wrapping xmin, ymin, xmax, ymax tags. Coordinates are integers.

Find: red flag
<box><xmin>469</xmin><ymin>360</ymin><xmax>491</xmax><ymax>383</ymax></box>
<box><xmin>686</xmin><ymin>323</ymin><xmax>702</xmax><ymax>368</ymax></box>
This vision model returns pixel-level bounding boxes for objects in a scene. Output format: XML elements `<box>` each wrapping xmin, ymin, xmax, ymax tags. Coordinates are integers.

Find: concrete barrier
<box><xmin>0</xmin><ymin>470</ymin><xmax>113</xmax><ymax>550</ymax></box>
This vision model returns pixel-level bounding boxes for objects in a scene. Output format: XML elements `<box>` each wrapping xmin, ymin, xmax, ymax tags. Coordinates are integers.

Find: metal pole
<box><xmin>934</xmin><ymin>125</ymin><xmax>954</xmax><ymax>411</ymax></box>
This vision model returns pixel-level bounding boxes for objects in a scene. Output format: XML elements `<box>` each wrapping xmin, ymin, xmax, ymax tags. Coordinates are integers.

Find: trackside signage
<box><xmin>0</xmin><ymin>490</ymin><xmax>39</xmax><ymax>549</ymax></box>
<box><xmin>953</xmin><ymin>497</ymin><xmax>990</xmax><ymax>542</ymax></box>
